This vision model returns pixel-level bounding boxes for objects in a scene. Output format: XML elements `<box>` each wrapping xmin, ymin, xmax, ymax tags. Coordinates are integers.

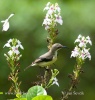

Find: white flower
<box><xmin>80</xmin><ymin>36</ymin><xmax>86</xmax><ymax>47</ymax></box>
<box><xmin>78</xmin><ymin>34</ymin><xmax>82</xmax><ymax>39</ymax></box>
<box><xmin>43</xmin><ymin>17</ymin><xmax>52</xmax><ymax>26</ymax></box>
<box><xmin>45</xmin><ymin>25</ymin><xmax>50</xmax><ymax>30</ymax></box>
<box><xmin>71</xmin><ymin>46</ymin><xmax>80</xmax><ymax>58</ymax></box>
<box><xmin>43</xmin><ymin>2</ymin><xmax>63</xmax><ymax>30</ymax></box>
<box><xmin>80</xmin><ymin>48</ymin><xmax>91</xmax><ymax>60</ymax></box>
<box><xmin>82</xmin><ymin>48</ymin><xmax>91</xmax><ymax>60</ymax></box>
<box><xmin>4</xmin><ymin>38</ymin><xmax>24</xmax><ymax>61</ymax></box>
<box><xmin>3</xmin><ymin>42</ymin><xmax>11</xmax><ymax>48</ymax></box>
<box><xmin>42</xmin><ymin>16</ymin><xmax>52</xmax><ymax>30</ymax></box>
<box><xmin>75</xmin><ymin>35</ymin><xmax>92</xmax><ymax>47</ymax></box>
<box><xmin>71</xmin><ymin>35</ymin><xmax>92</xmax><ymax>61</ymax></box>
<box><xmin>8</xmin><ymin>46</ymin><xmax>20</xmax><ymax>56</ymax></box>
<box><xmin>44</xmin><ymin>2</ymin><xmax>51</xmax><ymax>11</ymax></box>
<box><xmin>3</xmin><ymin>39</ymin><xmax>12</xmax><ymax>48</ymax></box>
<box><xmin>55</xmin><ymin>14</ymin><xmax>63</xmax><ymax>25</ymax></box>
<box><xmin>52</xmin><ymin>77</ymin><xmax>59</xmax><ymax>87</ymax></box>
<box><xmin>7</xmin><ymin>14</ymin><xmax>14</xmax><ymax>20</ymax></box>
<box><xmin>86</xmin><ymin>36</ymin><xmax>92</xmax><ymax>45</ymax></box>
<box><xmin>17</xmin><ymin>40</ymin><xmax>24</xmax><ymax>49</ymax></box>
<box><xmin>12</xmin><ymin>46</ymin><xmax>20</xmax><ymax>55</ymax></box>
<box><xmin>47</xmin><ymin>5</ymin><xmax>54</xmax><ymax>15</ymax></box>
<box><xmin>1</xmin><ymin>14</ymin><xmax>14</xmax><ymax>31</ymax></box>
<box><xmin>8</xmin><ymin>50</ymin><xmax>13</xmax><ymax>56</ymax></box>
<box><xmin>1</xmin><ymin>19</ymin><xmax>9</xmax><ymax>31</ymax></box>
<box><xmin>75</xmin><ymin>36</ymin><xmax>86</xmax><ymax>47</ymax></box>
<box><xmin>75</xmin><ymin>35</ymin><xmax>81</xmax><ymax>42</ymax></box>
<box><xmin>55</xmin><ymin>3</ymin><xmax>61</xmax><ymax>12</ymax></box>
<box><xmin>8</xmin><ymin>39</ymin><xmax>12</xmax><ymax>43</ymax></box>
<box><xmin>80</xmin><ymin>50</ymin><xmax>85</xmax><ymax>60</ymax></box>
<box><xmin>71</xmin><ymin>47</ymin><xmax>91</xmax><ymax>60</ymax></box>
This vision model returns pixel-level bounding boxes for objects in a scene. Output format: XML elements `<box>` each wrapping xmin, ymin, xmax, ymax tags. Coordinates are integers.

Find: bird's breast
<box><xmin>52</xmin><ymin>52</ymin><xmax>57</xmax><ymax>62</ymax></box>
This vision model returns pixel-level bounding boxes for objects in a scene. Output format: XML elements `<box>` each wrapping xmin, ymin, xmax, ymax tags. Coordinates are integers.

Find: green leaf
<box><xmin>26</xmin><ymin>85</ymin><xmax>47</xmax><ymax>100</ymax></box>
<box><xmin>32</xmin><ymin>95</ymin><xmax>53</xmax><ymax>100</ymax></box>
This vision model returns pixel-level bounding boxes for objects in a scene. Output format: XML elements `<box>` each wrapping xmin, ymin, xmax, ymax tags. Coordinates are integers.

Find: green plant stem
<box><xmin>62</xmin><ymin>64</ymin><xmax>83</xmax><ymax>100</ymax></box>
<box><xmin>9</xmin><ymin>61</ymin><xmax>21</xmax><ymax>94</ymax></box>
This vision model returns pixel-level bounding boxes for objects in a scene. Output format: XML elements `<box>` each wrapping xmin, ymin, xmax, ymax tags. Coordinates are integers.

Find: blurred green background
<box><xmin>0</xmin><ymin>0</ymin><xmax>95</xmax><ymax>100</ymax></box>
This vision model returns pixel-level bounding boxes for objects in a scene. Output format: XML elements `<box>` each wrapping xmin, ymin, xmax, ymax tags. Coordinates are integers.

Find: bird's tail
<box><xmin>24</xmin><ymin>64</ymin><xmax>32</xmax><ymax>71</ymax></box>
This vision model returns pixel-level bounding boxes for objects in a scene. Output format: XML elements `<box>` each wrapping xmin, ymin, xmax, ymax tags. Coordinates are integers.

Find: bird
<box><xmin>24</xmin><ymin>43</ymin><xmax>67</xmax><ymax>71</ymax></box>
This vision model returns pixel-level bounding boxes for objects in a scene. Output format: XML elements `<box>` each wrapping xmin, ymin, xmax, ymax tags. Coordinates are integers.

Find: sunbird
<box><xmin>24</xmin><ymin>43</ymin><xmax>66</xmax><ymax>70</ymax></box>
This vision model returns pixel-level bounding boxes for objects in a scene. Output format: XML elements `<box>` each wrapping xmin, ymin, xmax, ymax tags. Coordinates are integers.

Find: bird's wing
<box><xmin>34</xmin><ymin>52</ymin><xmax>53</xmax><ymax>63</ymax></box>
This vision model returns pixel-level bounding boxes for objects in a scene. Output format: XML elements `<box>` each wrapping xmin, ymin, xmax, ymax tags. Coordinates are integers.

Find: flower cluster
<box><xmin>42</xmin><ymin>2</ymin><xmax>63</xmax><ymax>30</ymax></box>
<box><xmin>75</xmin><ymin>35</ymin><xmax>92</xmax><ymax>47</ymax></box>
<box><xmin>4</xmin><ymin>38</ymin><xmax>24</xmax><ymax>61</ymax></box>
<box><xmin>71</xmin><ymin>35</ymin><xmax>92</xmax><ymax>60</ymax></box>
<box><xmin>1</xmin><ymin>13</ymin><xmax>14</xmax><ymax>31</ymax></box>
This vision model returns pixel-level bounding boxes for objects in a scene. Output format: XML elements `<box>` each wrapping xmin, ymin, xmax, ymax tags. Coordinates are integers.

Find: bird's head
<box><xmin>50</xmin><ymin>43</ymin><xmax>67</xmax><ymax>52</ymax></box>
